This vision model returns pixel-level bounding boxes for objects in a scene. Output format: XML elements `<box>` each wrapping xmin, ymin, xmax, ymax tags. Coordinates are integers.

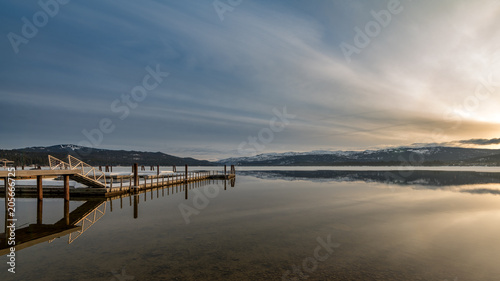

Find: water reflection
<box><xmin>2</xmin><ymin>173</ymin><xmax>500</xmax><ymax>280</ymax></box>
<box><xmin>241</xmin><ymin>170</ymin><xmax>500</xmax><ymax>195</ymax></box>
<box><xmin>0</xmin><ymin>199</ymin><xmax>105</xmax><ymax>255</ymax></box>
<box><xmin>1</xmin><ymin>179</ymin><xmax>233</xmax><ymax>256</ymax></box>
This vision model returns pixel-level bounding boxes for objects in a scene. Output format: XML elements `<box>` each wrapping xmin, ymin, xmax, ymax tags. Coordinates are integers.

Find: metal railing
<box><xmin>67</xmin><ymin>155</ymin><xmax>106</xmax><ymax>184</ymax></box>
<box><xmin>48</xmin><ymin>155</ymin><xmax>71</xmax><ymax>170</ymax></box>
<box><xmin>48</xmin><ymin>155</ymin><xmax>106</xmax><ymax>184</ymax></box>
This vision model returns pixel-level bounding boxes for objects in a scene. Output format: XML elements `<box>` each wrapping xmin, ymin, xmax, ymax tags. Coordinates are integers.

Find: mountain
<box><xmin>0</xmin><ymin>144</ymin><xmax>215</xmax><ymax>166</ymax></box>
<box><xmin>218</xmin><ymin>146</ymin><xmax>500</xmax><ymax>166</ymax></box>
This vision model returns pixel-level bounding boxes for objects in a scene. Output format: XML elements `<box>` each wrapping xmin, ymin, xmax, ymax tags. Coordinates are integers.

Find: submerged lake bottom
<box><xmin>2</xmin><ymin>168</ymin><xmax>500</xmax><ymax>280</ymax></box>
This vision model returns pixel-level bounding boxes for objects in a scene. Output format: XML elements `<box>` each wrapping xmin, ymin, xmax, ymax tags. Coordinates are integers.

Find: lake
<box><xmin>2</xmin><ymin>167</ymin><xmax>500</xmax><ymax>280</ymax></box>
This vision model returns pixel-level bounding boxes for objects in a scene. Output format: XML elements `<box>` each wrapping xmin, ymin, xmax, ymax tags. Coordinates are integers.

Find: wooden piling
<box><xmin>37</xmin><ymin>175</ymin><xmax>43</xmax><ymax>201</ymax></box>
<box><xmin>134</xmin><ymin>163</ymin><xmax>139</xmax><ymax>186</ymax></box>
<box><xmin>63</xmin><ymin>175</ymin><xmax>70</xmax><ymax>201</ymax></box>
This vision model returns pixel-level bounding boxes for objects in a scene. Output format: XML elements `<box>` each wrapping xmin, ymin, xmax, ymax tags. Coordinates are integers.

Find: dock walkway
<box><xmin>0</xmin><ymin>155</ymin><xmax>236</xmax><ymax>199</ymax></box>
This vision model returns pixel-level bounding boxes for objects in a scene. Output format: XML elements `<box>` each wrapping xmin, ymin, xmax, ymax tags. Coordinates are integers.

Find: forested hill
<box><xmin>0</xmin><ymin>144</ymin><xmax>215</xmax><ymax>166</ymax></box>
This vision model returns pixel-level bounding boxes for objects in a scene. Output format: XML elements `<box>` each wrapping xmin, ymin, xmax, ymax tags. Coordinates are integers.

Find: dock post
<box><xmin>134</xmin><ymin>163</ymin><xmax>139</xmax><ymax>186</ymax></box>
<box><xmin>173</xmin><ymin>165</ymin><xmax>176</xmax><ymax>172</ymax></box>
<box><xmin>37</xmin><ymin>175</ymin><xmax>43</xmax><ymax>201</ymax></box>
<box><xmin>224</xmin><ymin>165</ymin><xmax>227</xmax><ymax>176</ymax></box>
<box><xmin>63</xmin><ymin>175</ymin><xmax>70</xmax><ymax>201</ymax></box>
<box><xmin>157</xmin><ymin>165</ymin><xmax>160</xmax><ymax>176</ymax></box>
<box><xmin>185</xmin><ymin>165</ymin><xmax>188</xmax><ymax>183</ymax></box>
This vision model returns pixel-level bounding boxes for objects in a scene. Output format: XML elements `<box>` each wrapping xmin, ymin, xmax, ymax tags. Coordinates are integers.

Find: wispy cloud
<box><xmin>457</xmin><ymin>138</ymin><xmax>500</xmax><ymax>146</ymax></box>
<box><xmin>1</xmin><ymin>0</ymin><xmax>500</xmax><ymax>158</ymax></box>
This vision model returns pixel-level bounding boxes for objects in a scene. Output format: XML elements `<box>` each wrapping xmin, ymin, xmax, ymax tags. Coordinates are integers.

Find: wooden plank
<box><xmin>0</xmin><ymin>169</ymin><xmax>80</xmax><ymax>178</ymax></box>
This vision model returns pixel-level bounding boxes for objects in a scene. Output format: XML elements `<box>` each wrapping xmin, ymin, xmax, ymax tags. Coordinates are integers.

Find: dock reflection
<box><xmin>0</xmin><ymin>198</ymin><xmax>106</xmax><ymax>255</ymax></box>
<box><xmin>1</xmin><ymin>179</ymin><xmax>233</xmax><ymax>255</ymax></box>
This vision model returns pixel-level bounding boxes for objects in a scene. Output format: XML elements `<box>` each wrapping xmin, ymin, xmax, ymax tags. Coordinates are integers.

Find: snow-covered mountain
<box><xmin>218</xmin><ymin>146</ymin><xmax>500</xmax><ymax>166</ymax></box>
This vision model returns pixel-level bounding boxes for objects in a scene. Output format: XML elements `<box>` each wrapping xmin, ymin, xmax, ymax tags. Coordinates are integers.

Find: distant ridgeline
<box><xmin>3</xmin><ymin>145</ymin><xmax>500</xmax><ymax>167</ymax></box>
<box><xmin>0</xmin><ymin>144</ymin><xmax>215</xmax><ymax>166</ymax></box>
<box><xmin>217</xmin><ymin>147</ymin><xmax>500</xmax><ymax>166</ymax></box>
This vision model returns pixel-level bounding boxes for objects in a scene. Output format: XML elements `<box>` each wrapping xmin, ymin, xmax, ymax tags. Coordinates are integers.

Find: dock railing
<box><xmin>48</xmin><ymin>155</ymin><xmax>107</xmax><ymax>185</ymax></box>
<box><xmin>68</xmin><ymin>155</ymin><xmax>106</xmax><ymax>184</ymax></box>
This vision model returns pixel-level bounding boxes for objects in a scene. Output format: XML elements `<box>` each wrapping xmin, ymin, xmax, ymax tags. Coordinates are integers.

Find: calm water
<box><xmin>2</xmin><ymin>168</ymin><xmax>500</xmax><ymax>280</ymax></box>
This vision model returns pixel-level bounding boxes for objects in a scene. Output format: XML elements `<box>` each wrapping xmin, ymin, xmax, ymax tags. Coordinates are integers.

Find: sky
<box><xmin>1</xmin><ymin>0</ymin><xmax>500</xmax><ymax>160</ymax></box>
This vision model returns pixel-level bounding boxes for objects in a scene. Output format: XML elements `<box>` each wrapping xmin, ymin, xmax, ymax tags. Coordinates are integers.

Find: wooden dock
<box><xmin>0</xmin><ymin>155</ymin><xmax>236</xmax><ymax>199</ymax></box>
<box><xmin>1</xmin><ymin>176</ymin><xmax>235</xmax><ymax>254</ymax></box>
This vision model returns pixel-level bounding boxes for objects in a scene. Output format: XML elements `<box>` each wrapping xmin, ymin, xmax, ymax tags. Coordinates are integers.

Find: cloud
<box><xmin>457</xmin><ymin>138</ymin><xmax>500</xmax><ymax>145</ymax></box>
<box><xmin>1</xmin><ymin>0</ymin><xmax>500</xmax><ymax>158</ymax></box>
